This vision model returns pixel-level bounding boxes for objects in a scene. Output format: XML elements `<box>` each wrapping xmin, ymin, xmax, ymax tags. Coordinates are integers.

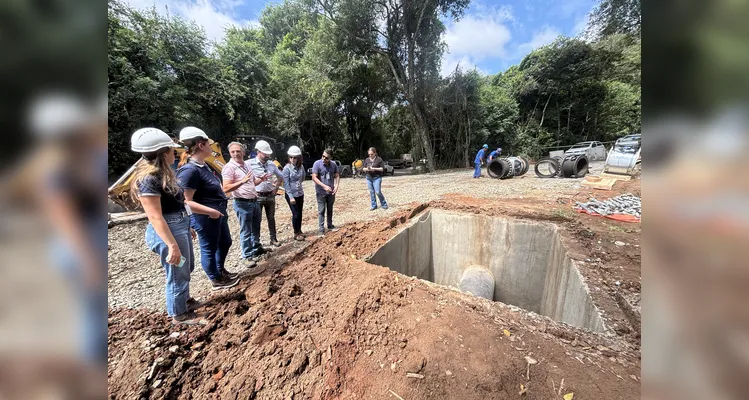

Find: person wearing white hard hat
<box><xmin>30</xmin><ymin>91</ymin><xmax>108</xmax><ymax>364</ymax></box>
<box><xmin>130</xmin><ymin>127</ymin><xmax>207</xmax><ymax>325</ymax></box>
<box><xmin>221</xmin><ymin>141</ymin><xmax>270</xmax><ymax>271</ymax></box>
<box><xmin>249</xmin><ymin>140</ymin><xmax>284</xmax><ymax>247</ymax></box>
<box><xmin>176</xmin><ymin>126</ymin><xmax>239</xmax><ymax>290</ymax></box>
<box><xmin>282</xmin><ymin>146</ymin><xmax>306</xmax><ymax>241</ymax></box>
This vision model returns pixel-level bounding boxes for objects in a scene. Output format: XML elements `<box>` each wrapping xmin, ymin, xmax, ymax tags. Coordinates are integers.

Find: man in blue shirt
<box><xmin>311</xmin><ymin>148</ymin><xmax>340</xmax><ymax>237</ymax></box>
<box><xmin>488</xmin><ymin>147</ymin><xmax>502</xmax><ymax>162</ymax></box>
<box><xmin>473</xmin><ymin>144</ymin><xmax>489</xmax><ymax>178</ymax></box>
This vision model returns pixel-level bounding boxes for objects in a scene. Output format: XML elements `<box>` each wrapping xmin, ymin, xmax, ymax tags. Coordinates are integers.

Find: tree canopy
<box><xmin>108</xmin><ymin>0</ymin><xmax>640</xmax><ymax>176</ymax></box>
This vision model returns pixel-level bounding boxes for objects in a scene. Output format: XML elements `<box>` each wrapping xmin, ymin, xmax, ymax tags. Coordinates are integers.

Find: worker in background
<box><xmin>488</xmin><ymin>147</ymin><xmax>502</xmax><ymax>162</ymax></box>
<box><xmin>282</xmin><ymin>146</ymin><xmax>306</xmax><ymax>241</ymax></box>
<box><xmin>130</xmin><ymin>127</ymin><xmax>206</xmax><ymax>325</ymax></box>
<box><xmin>473</xmin><ymin>144</ymin><xmax>489</xmax><ymax>178</ymax></box>
<box><xmin>177</xmin><ymin>127</ymin><xmax>239</xmax><ymax>290</ymax></box>
<box><xmin>311</xmin><ymin>148</ymin><xmax>340</xmax><ymax>237</ymax></box>
<box><xmin>249</xmin><ymin>140</ymin><xmax>284</xmax><ymax>247</ymax></box>
<box><xmin>362</xmin><ymin>147</ymin><xmax>389</xmax><ymax>211</ymax></box>
<box><xmin>32</xmin><ymin>92</ymin><xmax>108</xmax><ymax>365</ymax></box>
<box><xmin>352</xmin><ymin>158</ymin><xmax>363</xmax><ymax>178</ymax></box>
<box><xmin>221</xmin><ymin>142</ymin><xmax>268</xmax><ymax>273</ymax></box>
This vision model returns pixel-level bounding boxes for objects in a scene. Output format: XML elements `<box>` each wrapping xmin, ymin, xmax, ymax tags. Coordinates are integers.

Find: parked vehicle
<box><xmin>616</xmin><ymin>134</ymin><xmax>641</xmax><ymax>144</ymax></box>
<box><xmin>604</xmin><ymin>138</ymin><xmax>641</xmax><ymax>176</ymax></box>
<box><xmin>565</xmin><ymin>141</ymin><xmax>607</xmax><ymax>161</ymax></box>
<box><xmin>383</xmin><ymin>161</ymin><xmax>395</xmax><ymax>176</ymax></box>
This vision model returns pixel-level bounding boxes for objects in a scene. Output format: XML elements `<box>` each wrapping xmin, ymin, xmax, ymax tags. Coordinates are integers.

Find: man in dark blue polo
<box><xmin>311</xmin><ymin>148</ymin><xmax>340</xmax><ymax>237</ymax></box>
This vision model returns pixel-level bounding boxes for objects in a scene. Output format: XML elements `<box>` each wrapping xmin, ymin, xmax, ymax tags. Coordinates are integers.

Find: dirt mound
<box><xmin>108</xmin><ymin>203</ymin><xmax>640</xmax><ymax>399</ymax></box>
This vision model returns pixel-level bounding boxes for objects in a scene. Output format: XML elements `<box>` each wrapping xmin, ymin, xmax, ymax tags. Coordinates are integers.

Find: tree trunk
<box><xmin>539</xmin><ymin>93</ymin><xmax>552</xmax><ymax>127</ymax></box>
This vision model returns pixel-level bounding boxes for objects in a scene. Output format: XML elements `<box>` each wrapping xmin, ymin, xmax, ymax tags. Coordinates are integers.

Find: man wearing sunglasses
<box><xmin>311</xmin><ymin>149</ymin><xmax>340</xmax><ymax>237</ymax></box>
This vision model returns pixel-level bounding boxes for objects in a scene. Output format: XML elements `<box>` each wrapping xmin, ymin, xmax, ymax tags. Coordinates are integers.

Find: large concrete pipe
<box><xmin>458</xmin><ymin>265</ymin><xmax>495</xmax><ymax>300</ymax></box>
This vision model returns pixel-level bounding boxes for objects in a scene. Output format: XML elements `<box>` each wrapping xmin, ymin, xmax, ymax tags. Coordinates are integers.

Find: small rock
<box><xmin>390</xmin><ymin>363</ymin><xmax>397</xmax><ymax>372</ymax></box>
<box><xmin>170</xmin><ymin>332</ymin><xmax>180</xmax><ymax>338</ymax></box>
<box><xmin>169</xmin><ymin>345</ymin><xmax>179</xmax><ymax>353</ymax></box>
<box><xmin>614</xmin><ymin>241</ymin><xmax>625</xmax><ymax>246</ymax></box>
<box><xmin>399</xmin><ymin>342</ymin><xmax>407</xmax><ymax>348</ymax></box>
<box><xmin>445</xmin><ymin>370</ymin><xmax>452</xmax><ymax>376</ymax></box>
<box><xmin>152</xmin><ymin>379</ymin><xmax>162</xmax><ymax>389</ymax></box>
<box><xmin>524</xmin><ymin>356</ymin><xmax>538</xmax><ymax>365</ymax></box>
<box><xmin>212</xmin><ymin>370</ymin><xmax>224</xmax><ymax>382</ymax></box>
<box><xmin>406</xmin><ymin>373</ymin><xmax>424</xmax><ymax>379</ymax></box>
<box><xmin>364</xmin><ymin>350</ymin><xmax>373</xmax><ymax>356</ymax></box>
<box><xmin>191</xmin><ymin>342</ymin><xmax>204</xmax><ymax>350</ymax></box>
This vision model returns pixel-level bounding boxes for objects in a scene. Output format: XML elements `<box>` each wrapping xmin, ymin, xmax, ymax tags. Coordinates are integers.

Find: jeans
<box><xmin>257</xmin><ymin>195</ymin><xmax>278</xmax><ymax>242</ymax></box>
<box><xmin>285</xmin><ymin>194</ymin><xmax>305</xmax><ymax>234</ymax></box>
<box><xmin>473</xmin><ymin>161</ymin><xmax>482</xmax><ymax>178</ymax></box>
<box><xmin>316</xmin><ymin>193</ymin><xmax>335</xmax><ymax>232</ymax></box>
<box><xmin>366</xmin><ymin>176</ymin><xmax>388</xmax><ymax>209</ymax></box>
<box><xmin>51</xmin><ymin>218</ymin><xmax>107</xmax><ymax>365</ymax></box>
<box><xmin>191</xmin><ymin>205</ymin><xmax>232</xmax><ymax>281</ymax></box>
<box><xmin>233</xmin><ymin>199</ymin><xmax>261</xmax><ymax>259</ymax></box>
<box><xmin>145</xmin><ymin>212</ymin><xmax>195</xmax><ymax>317</ymax></box>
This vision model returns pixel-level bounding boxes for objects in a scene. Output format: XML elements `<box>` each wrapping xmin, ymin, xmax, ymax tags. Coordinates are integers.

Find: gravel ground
<box><xmin>108</xmin><ymin>162</ymin><xmax>603</xmax><ymax>311</ymax></box>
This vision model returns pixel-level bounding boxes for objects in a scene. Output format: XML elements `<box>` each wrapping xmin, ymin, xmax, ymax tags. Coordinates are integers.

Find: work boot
<box><xmin>211</xmin><ymin>275</ymin><xmax>240</xmax><ymax>290</ymax></box>
<box><xmin>242</xmin><ymin>258</ymin><xmax>257</xmax><ymax>268</ymax></box>
<box><xmin>221</xmin><ymin>267</ymin><xmax>239</xmax><ymax>280</ymax></box>
<box><xmin>245</xmin><ymin>262</ymin><xmax>266</xmax><ymax>277</ymax></box>
<box><xmin>172</xmin><ymin>311</ymin><xmax>208</xmax><ymax>326</ymax></box>
<box><xmin>294</xmin><ymin>233</ymin><xmax>305</xmax><ymax>241</ymax></box>
<box><xmin>317</xmin><ymin>230</ymin><xmax>325</xmax><ymax>238</ymax></box>
<box><xmin>186</xmin><ymin>297</ymin><xmax>204</xmax><ymax>312</ymax></box>
<box><xmin>370</xmin><ymin>207</ymin><xmax>377</xmax><ymax>211</ymax></box>
<box><xmin>270</xmin><ymin>239</ymin><xmax>281</xmax><ymax>247</ymax></box>
<box><xmin>382</xmin><ymin>205</ymin><xmax>389</xmax><ymax>210</ymax></box>
<box><xmin>327</xmin><ymin>225</ymin><xmax>339</xmax><ymax>232</ymax></box>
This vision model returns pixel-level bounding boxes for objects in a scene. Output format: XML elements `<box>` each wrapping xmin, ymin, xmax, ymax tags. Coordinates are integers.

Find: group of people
<box><xmin>129</xmin><ymin>126</ymin><xmax>391</xmax><ymax>325</ymax></box>
<box><xmin>472</xmin><ymin>144</ymin><xmax>502</xmax><ymax>178</ymax></box>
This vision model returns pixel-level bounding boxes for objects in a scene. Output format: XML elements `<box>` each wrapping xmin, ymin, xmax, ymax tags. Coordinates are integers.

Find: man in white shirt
<box><xmin>222</xmin><ymin>142</ymin><xmax>268</xmax><ymax>271</ymax></box>
<box><xmin>248</xmin><ymin>140</ymin><xmax>284</xmax><ymax>247</ymax></box>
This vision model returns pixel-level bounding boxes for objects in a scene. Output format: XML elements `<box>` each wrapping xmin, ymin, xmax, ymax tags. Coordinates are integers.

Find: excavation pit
<box><xmin>367</xmin><ymin>210</ymin><xmax>605</xmax><ymax>333</ymax></box>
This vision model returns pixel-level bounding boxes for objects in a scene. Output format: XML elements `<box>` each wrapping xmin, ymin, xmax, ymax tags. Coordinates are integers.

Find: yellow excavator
<box><xmin>108</xmin><ymin>139</ymin><xmax>284</xmax><ymax>212</ymax></box>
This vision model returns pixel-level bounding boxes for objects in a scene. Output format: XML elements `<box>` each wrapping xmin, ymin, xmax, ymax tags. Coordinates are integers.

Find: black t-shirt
<box><xmin>363</xmin><ymin>156</ymin><xmax>385</xmax><ymax>177</ymax></box>
<box><xmin>138</xmin><ymin>174</ymin><xmax>186</xmax><ymax>214</ymax></box>
<box><xmin>176</xmin><ymin>161</ymin><xmax>228</xmax><ymax>210</ymax></box>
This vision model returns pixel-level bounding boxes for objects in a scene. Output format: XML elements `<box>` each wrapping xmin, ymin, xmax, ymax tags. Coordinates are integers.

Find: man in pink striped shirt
<box><xmin>222</xmin><ymin>142</ymin><xmax>269</xmax><ymax>272</ymax></box>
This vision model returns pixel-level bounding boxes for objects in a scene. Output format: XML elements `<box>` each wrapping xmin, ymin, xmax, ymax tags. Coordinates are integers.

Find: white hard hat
<box><xmin>28</xmin><ymin>92</ymin><xmax>90</xmax><ymax>138</ymax></box>
<box><xmin>179</xmin><ymin>126</ymin><xmax>209</xmax><ymax>142</ymax></box>
<box><xmin>255</xmin><ymin>140</ymin><xmax>273</xmax><ymax>155</ymax></box>
<box><xmin>131</xmin><ymin>127</ymin><xmax>181</xmax><ymax>153</ymax></box>
<box><xmin>287</xmin><ymin>145</ymin><xmax>302</xmax><ymax>156</ymax></box>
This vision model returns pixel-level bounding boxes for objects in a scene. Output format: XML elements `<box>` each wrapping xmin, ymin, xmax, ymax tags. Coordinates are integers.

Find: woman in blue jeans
<box><xmin>362</xmin><ymin>147</ymin><xmax>389</xmax><ymax>211</ymax></box>
<box><xmin>282</xmin><ymin>145</ymin><xmax>306</xmax><ymax>241</ymax></box>
<box><xmin>176</xmin><ymin>127</ymin><xmax>239</xmax><ymax>290</ymax></box>
<box><xmin>130</xmin><ymin>127</ymin><xmax>206</xmax><ymax>325</ymax></box>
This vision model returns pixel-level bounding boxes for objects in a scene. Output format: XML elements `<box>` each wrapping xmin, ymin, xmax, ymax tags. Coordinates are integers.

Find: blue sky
<box><xmin>122</xmin><ymin>0</ymin><xmax>595</xmax><ymax>76</ymax></box>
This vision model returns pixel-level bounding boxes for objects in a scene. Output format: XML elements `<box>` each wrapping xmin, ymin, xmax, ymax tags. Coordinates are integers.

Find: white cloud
<box><xmin>444</xmin><ymin>15</ymin><xmax>512</xmax><ymax>61</ymax></box>
<box><xmin>440</xmin><ymin>3</ymin><xmax>514</xmax><ymax>76</ymax></box>
<box><xmin>517</xmin><ymin>26</ymin><xmax>561</xmax><ymax>54</ymax></box>
<box><xmin>120</xmin><ymin>0</ymin><xmax>250</xmax><ymax>43</ymax></box>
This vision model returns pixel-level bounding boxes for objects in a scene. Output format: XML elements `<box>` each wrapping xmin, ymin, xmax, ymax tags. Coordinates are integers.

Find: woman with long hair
<box><xmin>176</xmin><ymin>127</ymin><xmax>239</xmax><ymax>290</ymax></box>
<box><xmin>130</xmin><ymin>127</ymin><xmax>205</xmax><ymax>325</ymax></box>
<box><xmin>282</xmin><ymin>146</ymin><xmax>306</xmax><ymax>241</ymax></box>
<box><xmin>362</xmin><ymin>147</ymin><xmax>389</xmax><ymax>210</ymax></box>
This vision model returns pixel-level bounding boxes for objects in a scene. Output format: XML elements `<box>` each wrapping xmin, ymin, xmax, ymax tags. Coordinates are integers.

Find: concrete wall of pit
<box><xmin>367</xmin><ymin>210</ymin><xmax>606</xmax><ymax>333</ymax></box>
